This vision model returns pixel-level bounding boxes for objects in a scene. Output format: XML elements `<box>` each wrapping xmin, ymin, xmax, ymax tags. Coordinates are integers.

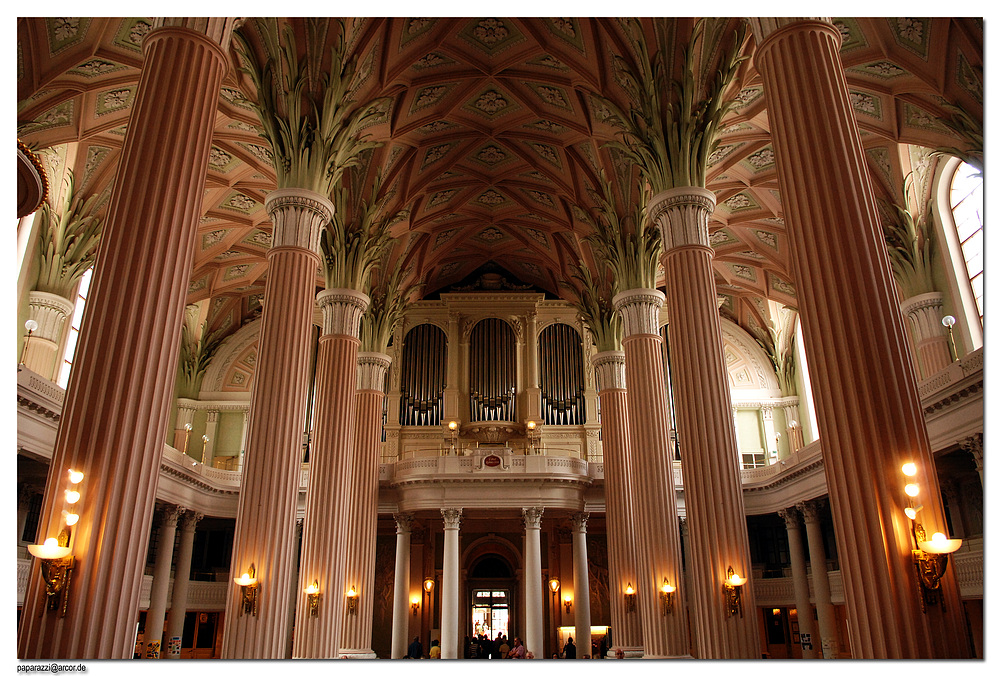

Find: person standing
<box><xmin>562</xmin><ymin>637</ymin><xmax>577</xmax><ymax>659</ymax></box>
<box><xmin>429</xmin><ymin>639</ymin><xmax>441</xmax><ymax>659</ymax></box>
<box><xmin>508</xmin><ymin>637</ymin><xmax>525</xmax><ymax>658</ymax></box>
<box><xmin>407</xmin><ymin>636</ymin><xmax>423</xmax><ymax>659</ymax></box>
<box><xmin>498</xmin><ymin>637</ymin><xmax>510</xmax><ymax>659</ymax></box>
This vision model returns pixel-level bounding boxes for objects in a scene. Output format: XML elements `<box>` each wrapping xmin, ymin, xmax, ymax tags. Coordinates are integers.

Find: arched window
<box><xmin>949</xmin><ymin>161</ymin><xmax>983</xmax><ymax>320</ymax></box>
<box><xmin>57</xmin><ymin>267</ymin><xmax>93</xmax><ymax>388</ymax></box>
<box><xmin>935</xmin><ymin>157</ymin><xmax>984</xmax><ymax>351</ymax></box>
<box><xmin>399</xmin><ymin>323</ymin><xmax>447</xmax><ymax>426</ymax></box>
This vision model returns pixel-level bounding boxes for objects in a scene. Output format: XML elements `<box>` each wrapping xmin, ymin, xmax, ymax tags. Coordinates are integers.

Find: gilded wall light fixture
<box><xmin>526</xmin><ymin>420</ymin><xmax>538</xmax><ymax>454</ymax></box>
<box><xmin>563</xmin><ymin>595</ymin><xmax>573</xmax><ymax>613</ymax></box>
<box><xmin>20</xmin><ymin>319</ymin><xmax>38</xmax><ymax>366</ymax></box>
<box><xmin>182</xmin><ymin>422</ymin><xmax>193</xmax><ymax>454</ymax></box>
<box><xmin>447</xmin><ymin>420</ymin><xmax>459</xmax><ymax>455</ymax></box>
<box><xmin>200</xmin><ymin>435</ymin><xmax>209</xmax><ymax>464</ymax></box>
<box><xmin>28</xmin><ymin>467</ymin><xmax>84</xmax><ymax>616</ymax></box>
<box><xmin>900</xmin><ymin>461</ymin><xmax>962</xmax><ymax>612</ymax></box>
<box><xmin>941</xmin><ymin>315</ymin><xmax>959</xmax><ymax>362</ymax></box>
<box><xmin>723</xmin><ymin>567</ymin><xmax>747</xmax><ymax>617</ymax></box>
<box><xmin>234</xmin><ymin>563</ymin><xmax>259</xmax><ymax>616</ymax></box>
<box><xmin>304</xmin><ymin>580</ymin><xmax>321</xmax><ymax>617</ymax></box>
<box><xmin>346</xmin><ymin>586</ymin><xmax>359</xmax><ymax>615</ymax></box>
<box><xmin>424</xmin><ymin>578</ymin><xmax>435</xmax><ymax>594</ymax></box>
<box><xmin>624</xmin><ymin>582</ymin><xmax>636</xmax><ymax>613</ymax></box>
<box><xmin>411</xmin><ymin>596</ymin><xmax>420</xmax><ymax>615</ymax></box>
<box><xmin>659</xmin><ymin>578</ymin><xmax>675</xmax><ymax>615</ymax></box>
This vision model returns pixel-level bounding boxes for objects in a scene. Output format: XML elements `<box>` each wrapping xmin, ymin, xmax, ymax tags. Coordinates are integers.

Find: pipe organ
<box><xmin>399</xmin><ymin>324</ymin><xmax>447</xmax><ymax>426</ymax></box>
<box><xmin>469</xmin><ymin>318</ymin><xmax>516</xmax><ymax>422</ymax></box>
<box><xmin>538</xmin><ymin>323</ymin><xmax>585</xmax><ymax>425</ymax></box>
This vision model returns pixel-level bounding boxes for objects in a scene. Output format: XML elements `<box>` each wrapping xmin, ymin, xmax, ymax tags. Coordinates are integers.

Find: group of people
<box><xmin>406</xmin><ymin>633</ymin><xmax>611</xmax><ymax>659</ymax></box>
<box><xmin>464</xmin><ymin>633</ymin><xmax>530</xmax><ymax>659</ymax></box>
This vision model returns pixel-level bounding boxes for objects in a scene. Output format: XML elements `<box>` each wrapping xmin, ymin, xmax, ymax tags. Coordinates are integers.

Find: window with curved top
<box><xmin>935</xmin><ymin>157</ymin><xmax>984</xmax><ymax>352</ymax></box>
<box><xmin>949</xmin><ymin>161</ymin><xmax>983</xmax><ymax>320</ymax></box>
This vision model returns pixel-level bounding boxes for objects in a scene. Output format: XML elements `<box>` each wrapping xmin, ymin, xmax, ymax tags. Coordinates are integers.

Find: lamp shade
<box><xmin>918</xmin><ymin>532</ymin><xmax>962</xmax><ymax>555</ymax></box>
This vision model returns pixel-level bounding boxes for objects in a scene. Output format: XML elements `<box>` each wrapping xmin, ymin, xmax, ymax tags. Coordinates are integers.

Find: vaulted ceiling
<box><xmin>17</xmin><ymin>17</ymin><xmax>983</xmax><ymax>346</ymax></box>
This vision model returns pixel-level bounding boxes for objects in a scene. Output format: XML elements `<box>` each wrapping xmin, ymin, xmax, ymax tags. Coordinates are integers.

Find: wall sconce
<box><xmin>624</xmin><ymin>582</ymin><xmax>636</xmax><ymax>613</ymax></box>
<box><xmin>659</xmin><ymin>578</ymin><xmax>676</xmax><ymax>615</ymax></box>
<box><xmin>424</xmin><ymin>578</ymin><xmax>435</xmax><ymax>594</ymax></box>
<box><xmin>901</xmin><ymin>461</ymin><xmax>962</xmax><ymax>612</ymax></box>
<box><xmin>234</xmin><ymin>563</ymin><xmax>259</xmax><ymax>617</ymax></box>
<box><xmin>411</xmin><ymin>597</ymin><xmax>420</xmax><ymax>615</ymax></box>
<box><xmin>526</xmin><ymin>420</ymin><xmax>538</xmax><ymax>454</ymax></box>
<box><xmin>304</xmin><ymin>580</ymin><xmax>321</xmax><ymax>617</ymax></box>
<box><xmin>20</xmin><ymin>318</ymin><xmax>38</xmax><ymax>366</ymax></box>
<box><xmin>941</xmin><ymin>315</ymin><xmax>958</xmax><ymax>362</ymax></box>
<box><xmin>28</xmin><ymin>532</ymin><xmax>74</xmax><ymax>615</ymax></box>
<box><xmin>548</xmin><ymin>577</ymin><xmax>559</xmax><ymax>596</ymax></box>
<box><xmin>28</xmin><ymin>467</ymin><xmax>85</xmax><ymax>616</ymax></box>
<box><xmin>563</xmin><ymin>595</ymin><xmax>573</xmax><ymax>613</ymax></box>
<box><xmin>346</xmin><ymin>586</ymin><xmax>359</xmax><ymax>615</ymax></box>
<box><xmin>723</xmin><ymin>567</ymin><xmax>747</xmax><ymax>618</ymax></box>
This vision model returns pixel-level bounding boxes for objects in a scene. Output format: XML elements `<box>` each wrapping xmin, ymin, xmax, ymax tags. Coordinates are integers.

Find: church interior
<box><xmin>15</xmin><ymin>17</ymin><xmax>984</xmax><ymax>660</ymax></box>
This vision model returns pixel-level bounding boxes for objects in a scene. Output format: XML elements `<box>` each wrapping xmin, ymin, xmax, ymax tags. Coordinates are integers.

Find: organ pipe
<box><xmin>538</xmin><ymin>323</ymin><xmax>585</xmax><ymax>425</ymax></box>
<box><xmin>469</xmin><ymin>318</ymin><xmax>516</xmax><ymax>422</ymax></box>
<box><xmin>400</xmin><ymin>324</ymin><xmax>446</xmax><ymax>426</ymax></box>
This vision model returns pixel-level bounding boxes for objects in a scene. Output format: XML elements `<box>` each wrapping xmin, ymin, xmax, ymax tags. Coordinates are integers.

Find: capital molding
<box><xmin>317</xmin><ymin>287</ymin><xmax>370</xmax><ymax>338</ymax></box>
<box><xmin>592</xmin><ymin>350</ymin><xmax>626</xmax><ymax>392</ymax></box>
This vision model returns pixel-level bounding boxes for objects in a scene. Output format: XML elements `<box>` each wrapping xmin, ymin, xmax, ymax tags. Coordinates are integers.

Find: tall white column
<box><xmin>570</xmin><ymin>512</ymin><xmax>592</xmax><ymax>657</ymax></box>
<box><xmin>164</xmin><ymin>511</ymin><xmax>203</xmax><ymax>659</ymax></box>
<box><xmin>142</xmin><ymin>505</ymin><xmax>183</xmax><ymax>658</ymax></box>
<box><xmin>761</xmin><ymin>406</ymin><xmax>779</xmax><ymax>463</ymax></box>
<box><xmin>390</xmin><ymin>514</ymin><xmax>413</xmax><ymax>659</ymax></box>
<box><xmin>779</xmin><ymin>508</ymin><xmax>818</xmax><ymax>659</ymax></box>
<box><xmin>441</xmin><ymin>508</ymin><xmax>463</xmax><ymax>658</ymax></box>
<box><xmin>799</xmin><ymin>500</ymin><xmax>838</xmax><ymax>658</ymax></box>
<box><xmin>522</xmin><ymin>506</ymin><xmax>544</xmax><ymax>657</ymax></box>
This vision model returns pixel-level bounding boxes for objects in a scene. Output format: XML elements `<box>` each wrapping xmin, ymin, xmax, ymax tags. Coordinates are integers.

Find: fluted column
<box><xmin>522</xmin><ymin>506</ymin><xmax>544</xmax><ymax>657</ymax></box>
<box><xmin>293</xmin><ymin>288</ymin><xmax>369</xmax><ymax>659</ymax></box>
<box><xmin>340</xmin><ymin>352</ymin><xmax>392</xmax><ymax>658</ymax></box>
<box><xmin>570</xmin><ymin>512</ymin><xmax>592</xmax><ymax>656</ymax></box>
<box><xmin>23</xmin><ymin>291</ymin><xmax>75</xmax><ymax>379</ymax></box>
<box><xmin>222</xmin><ymin>189</ymin><xmax>334</xmax><ymax>659</ymax></box>
<box><xmin>649</xmin><ymin>187</ymin><xmax>758</xmax><ymax>658</ymax></box>
<box><xmin>390</xmin><ymin>514</ymin><xmax>413</xmax><ymax>659</ymax></box>
<box><xmin>165</xmin><ymin>511</ymin><xmax>203</xmax><ymax>659</ymax></box>
<box><xmin>592</xmin><ymin>351</ymin><xmax>643</xmax><ymax>657</ymax></box>
<box><xmin>900</xmin><ymin>292</ymin><xmax>952</xmax><ymax>378</ymax></box>
<box><xmin>16</xmin><ymin>20</ymin><xmax>233</xmax><ymax>659</ymax></box>
<box><xmin>611</xmin><ymin>289</ymin><xmax>688</xmax><ymax>658</ymax></box>
<box><xmin>172</xmin><ymin>405</ymin><xmax>196</xmax><ymax>454</ymax></box>
<box><xmin>441</xmin><ymin>508</ymin><xmax>462</xmax><ymax>658</ymax></box>
<box><xmin>142</xmin><ymin>505</ymin><xmax>183</xmax><ymax>658</ymax></box>
<box><xmin>201</xmin><ymin>410</ymin><xmax>218</xmax><ymax>466</ymax></box>
<box><xmin>752</xmin><ymin>18</ymin><xmax>968</xmax><ymax>658</ymax></box>
<box><xmin>799</xmin><ymin>501</ymin><xmax>838</xmax><ymax>658</ymax></box>
<box><xmin>779</xmin><ymin>508</ymin><xmax>818</xmax><ymax>659</ymax></box>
